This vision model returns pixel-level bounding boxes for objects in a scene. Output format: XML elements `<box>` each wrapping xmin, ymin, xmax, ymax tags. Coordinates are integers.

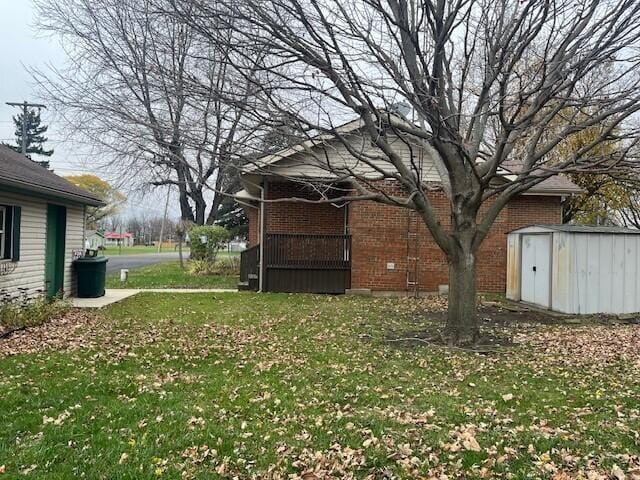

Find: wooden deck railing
<box><xmin>264</xmin><ymin>233</ymin><xmax>351</xmax><ymax>270</ymax></box>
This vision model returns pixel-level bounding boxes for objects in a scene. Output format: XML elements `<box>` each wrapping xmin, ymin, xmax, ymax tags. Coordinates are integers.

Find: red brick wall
<box><xmin>246</xmin><ymin>207</ymin><xmax>259</xmax><ymax>247</ymax></box>
<box><xmin>265</xmin><ymin>182</ymin><xmax>346</xmax><ymax>235</ymax></box>
<box><xmin>245</xmin><ymin>179</ymin><xmax>562</xmax><ymax>293</ymax></box>
<box><xmin>476</xmin><ymin>196</ymin><xmax>561</xmax><ymax>292</ymax></box>
<box><xmin>348</xmin><ymin>187</ymin><xmax>561</xmax><ymax>293</ymax></box>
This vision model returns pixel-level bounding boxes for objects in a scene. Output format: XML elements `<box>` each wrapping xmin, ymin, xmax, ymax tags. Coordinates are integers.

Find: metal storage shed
<box><xmin>506</xmin><ymin>225</ymin><xmax>640</xmax><ymax>314</ymax></box>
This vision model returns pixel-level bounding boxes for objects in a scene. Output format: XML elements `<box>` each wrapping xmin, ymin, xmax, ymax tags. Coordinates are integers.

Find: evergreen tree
<box><xmin>215</xmin><ymin>195</ymin><xmax>248</xmax><ymax>239</ymax></box>
<box><xmin>9</xmin><ymin>109</ymin><xmax>54</xmax><ymax>167</ymax></box>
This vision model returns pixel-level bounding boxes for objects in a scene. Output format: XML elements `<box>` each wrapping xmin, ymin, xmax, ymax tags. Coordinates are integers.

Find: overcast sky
<box><xmin>0</xmin><ymin>0</ymin><xmax>178</xmax><ymax>220</ymax></box>
<box><xmin>0</xmin><ymin>1</ymin><xmax>68</xmax><ymax>164</ymax></box>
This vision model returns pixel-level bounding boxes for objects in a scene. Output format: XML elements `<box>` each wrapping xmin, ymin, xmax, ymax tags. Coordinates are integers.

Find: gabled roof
<box><xmin>242</xmin><ymin>118</ymin><xmax>581</xmax><ymax>197</ymax></box>
<box><xmin>523</xmin><ymin>176</ymin><xmax>582</xmax><ymax>194</ymax></box>
<box><xmin>498</xmin><ymin>160</ymin><xmax>582</xmax><ymax>195</ymax></box>
<box><xmin>245</xmin><ymin>118</ymin><xmax>364</xmax><ymax>173</ymax></box>
<box><xmin>0</xmin><ymin>145</ymin><xmax>104</xmax><ymax>207</ymax></box>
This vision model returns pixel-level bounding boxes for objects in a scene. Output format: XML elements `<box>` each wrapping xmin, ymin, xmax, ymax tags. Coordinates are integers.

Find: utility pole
<box><xmin>5</xmin><ymin>101</ymin><xmax>47</xmax><ymax>155</ymax></box>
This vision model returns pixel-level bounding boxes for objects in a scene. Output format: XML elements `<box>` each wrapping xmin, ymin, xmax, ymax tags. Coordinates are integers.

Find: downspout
<box><xmin>343</xmin><ymin>202</ymin><xmax>348</xmax><ymax>234</ymax></box>
<box><xmin>258</xmin><ymin>178</ymin><xmax>268</xmax><ymax>292</ymax></box>
<box><xmin>82</xmin><ymin>205</ymin><xmax>87</xmax><ymax>249</ymax></box>
<box><xmin>79</xmin><ymin>204</ymin><xmax>87</xmax><ymax>298</ymax></box>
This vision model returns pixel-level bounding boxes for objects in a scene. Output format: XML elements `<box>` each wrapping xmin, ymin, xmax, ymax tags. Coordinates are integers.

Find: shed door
<box><xmin>521</xmin><ymin>234</ymin><xmax>551</xmax><ymax>308</ymax></box>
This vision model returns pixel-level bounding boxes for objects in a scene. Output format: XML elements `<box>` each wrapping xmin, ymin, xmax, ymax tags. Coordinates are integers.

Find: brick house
<box><xmin>237</xmin><ymin>120</ymin><xmax>580</xmax><ymax>295</ymax></box>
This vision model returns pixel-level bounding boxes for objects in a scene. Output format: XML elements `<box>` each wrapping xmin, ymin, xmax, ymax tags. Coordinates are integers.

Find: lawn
<box><xmin>1</xmin><ymin>294</ymin><xmax>639</xmax><ymax>479</ymax></box>
<box><xmin>105</xmin><ymin>261</ymin><xmax>238</xmax><ymax>289</ymax></box>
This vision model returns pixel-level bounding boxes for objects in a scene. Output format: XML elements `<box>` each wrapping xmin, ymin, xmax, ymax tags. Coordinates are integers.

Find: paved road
<box><xmin>104</xmin><ymin>252</ymin><xmax>182</xmax><ymax>273</ymax></box>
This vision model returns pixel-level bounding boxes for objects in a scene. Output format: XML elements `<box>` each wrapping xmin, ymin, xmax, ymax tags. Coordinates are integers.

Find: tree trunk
<box><xmin>192</xmin><ymin>192</ymin><xmax>207</xmax><ymax>225</ymax></box>
<box><xmin>174</xmin><ymin>159</ymin><xmax>195</xmax><ymax>224</ymax></box>
<box><xmin>177</xmin><ymin>187</ymin><xmax>194</xmax><ymax>223</ymax></box>
<box><xmin>445</xmin><ymin>248</ymin><xmax>479</xmax><ymax>345</ymax></box>
<box><xmin>205</xmin><ymin>193</ymin><xmax>223</xmax><ymax>225</ymax></box>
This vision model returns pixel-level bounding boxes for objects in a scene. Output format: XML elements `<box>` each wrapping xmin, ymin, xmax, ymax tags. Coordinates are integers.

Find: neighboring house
<box><xmin>0</xmin><ymin>146</ymin><xmax>104</xmax><ymax>299</ymax></box>
<box><xmin>85</xmin><ymin>230</ymin><xmax>105</xmax><ymax>250</ymax></box>
<box><xmin>237</xmin><ymin>119</ymin><xmax>581</xmax><ymax>295</ymax></box>
<box><xmin>104</xmin><ymin>231</ymin><xmax>134</xmax><ymax>247</ymax></box>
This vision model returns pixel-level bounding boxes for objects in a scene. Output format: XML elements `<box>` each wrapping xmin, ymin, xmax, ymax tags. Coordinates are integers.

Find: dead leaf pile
<box><xmin>516</xmin><ymin>324</ymin><xmax>640</xmax><ymax>366</ymax></box>
<box><xmin>0</xmin><ymin>310</ymin><xmax>99</xmax><ymax>357</ymax></box>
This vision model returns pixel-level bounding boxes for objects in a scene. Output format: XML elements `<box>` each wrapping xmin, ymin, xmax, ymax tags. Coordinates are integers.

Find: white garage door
<box><xmin>521</xmin><ymin>234</ymin><xmax>551</xmax><ymax>308</ymax></box>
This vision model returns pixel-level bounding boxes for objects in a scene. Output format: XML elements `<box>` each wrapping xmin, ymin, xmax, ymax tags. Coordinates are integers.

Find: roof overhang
<box><xmin>240</xmin><ymin>116</ymin><xmax>582</xmax><ymax>198</ymax></box>
<box><xmin>240</xmin><ymin>170</ymin><xmax>580</xmax><ymax>200</ymax></box>
<box><xmin>0</xmin><ymin>177</ymin><xmax>105</xmax><ymax>207</ymax></box>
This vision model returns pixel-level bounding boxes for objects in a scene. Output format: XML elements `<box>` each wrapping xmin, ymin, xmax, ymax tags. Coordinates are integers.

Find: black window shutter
<box><xmin>11</xmin><ymin>206</ymin><xmax>21</xmax><ymax>261</ymax></box>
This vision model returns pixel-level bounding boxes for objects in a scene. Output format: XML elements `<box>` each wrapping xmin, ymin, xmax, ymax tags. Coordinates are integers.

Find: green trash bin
<box><xmin>73</xmin><ymin>256</ymin><xmax>108</xmax><ymax>298</ymax></box>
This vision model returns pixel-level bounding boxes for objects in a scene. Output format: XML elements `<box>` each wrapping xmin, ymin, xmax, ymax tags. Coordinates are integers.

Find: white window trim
<box><xmin>0</xmin><ymin>205</ymin><xmax>6</xmax><ymax>260</ymax></box>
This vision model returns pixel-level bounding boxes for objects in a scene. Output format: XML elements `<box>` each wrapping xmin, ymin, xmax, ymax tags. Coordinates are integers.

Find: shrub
<box><xmin>215</xmin><ymin>256</ymin><xmax>240</xmax><ymax>276</ymax></box>
<box><xmin>0</xmin><ymin>289</ymin><xmax>71</xmax><ymax>332</ymax></box>
<box><xmin>189</xmin><ymin>226</ymin><xmax>230</xmax><ymax>261</ymax></box>
<box><xmin>188</xmin><ymin>256</ymin><xmax>240</xmax><ymax>276</ymax></box>
<box><xmin>188</xmin><ymin>259</ymin><xmax>217</xmax><ymax>276</ymax></box>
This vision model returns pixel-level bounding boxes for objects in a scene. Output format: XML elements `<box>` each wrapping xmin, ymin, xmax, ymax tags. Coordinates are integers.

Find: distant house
<box><xmin>104</xmin><ymin>231</ymin><xmax>134</xmax><ymax>247</ymax></box>
<box><xmin>85</xmin><ymin>230</ymin><xmax>105</xmax><ymax>250</ymax></box>
<box><xmin>0</xmin><ymin>146</ymin><xmax>103</xmax><ymax>299</ymax></box>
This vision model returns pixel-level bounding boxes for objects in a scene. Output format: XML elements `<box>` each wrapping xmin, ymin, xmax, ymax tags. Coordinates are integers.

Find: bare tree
<box><xmin>126</xmin><ymin>214</ymin><xmax>178</xmax><ymax>243</ymax></box>
<box><xmin>102</xmin><ymin>214</ymin><xmax>124</xmax><ymax>232</ymax></box>
<box><xmin>177</xmin><ymin>0</ymin><xmax>640</xmax><ymax>343</ymax></box>
<box><xmin>33</xmin><ymin>0</ymin><xmax>261</xmax><ymax>224</ymax></box>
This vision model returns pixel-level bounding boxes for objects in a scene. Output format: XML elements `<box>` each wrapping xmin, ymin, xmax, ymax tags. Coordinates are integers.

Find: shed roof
<box><xmin>509</xmin><ymin>224</ymin><xmax>640</xmax><ymax>235</ymax></box>
<box><xmin>0</xmin><ymin>145</ymin><xmax>104</xmax><ymax>207</ymax></box>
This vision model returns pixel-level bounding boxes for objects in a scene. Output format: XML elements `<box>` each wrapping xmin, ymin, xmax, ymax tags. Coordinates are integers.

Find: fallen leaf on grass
<box><xmin>462</xmin><ymin>436</ymin><xmax>482</xmax><ymax>452</ymax></box>
<box><xmin>611</xmin><ymin>464</ymin><xmax>626</xmax><ymax>480</ymax></box>
<box><xmin>301</xmin><ymin>471</ymin><xmax>321</xmax><ymax>480</ymax></box>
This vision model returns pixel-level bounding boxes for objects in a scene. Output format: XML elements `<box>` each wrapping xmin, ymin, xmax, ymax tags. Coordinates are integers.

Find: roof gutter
<box><xmin>521</xmin><ymin>189</ymin><xmax>582</xmax><ymax>196</ymax></box>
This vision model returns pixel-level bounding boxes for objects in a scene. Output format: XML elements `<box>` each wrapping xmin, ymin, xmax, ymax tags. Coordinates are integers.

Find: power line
<box><xmin>5</xmin><ymin>101</ymin><xmax>48</xmax><ymax>155</ymax></box>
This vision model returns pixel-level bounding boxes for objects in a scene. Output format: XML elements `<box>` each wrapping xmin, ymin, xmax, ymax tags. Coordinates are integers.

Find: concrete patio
<box><xmin>71</xmin><ymin>288</ymin><xmax>237</xmax><ymax>308</ymax></box>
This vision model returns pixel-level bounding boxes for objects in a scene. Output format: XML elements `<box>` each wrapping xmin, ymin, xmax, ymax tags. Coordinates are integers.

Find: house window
<box><xmin>0</xmin><ymin>205</ymin><xmax>21</xmax><ymax>261</ymax></box>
